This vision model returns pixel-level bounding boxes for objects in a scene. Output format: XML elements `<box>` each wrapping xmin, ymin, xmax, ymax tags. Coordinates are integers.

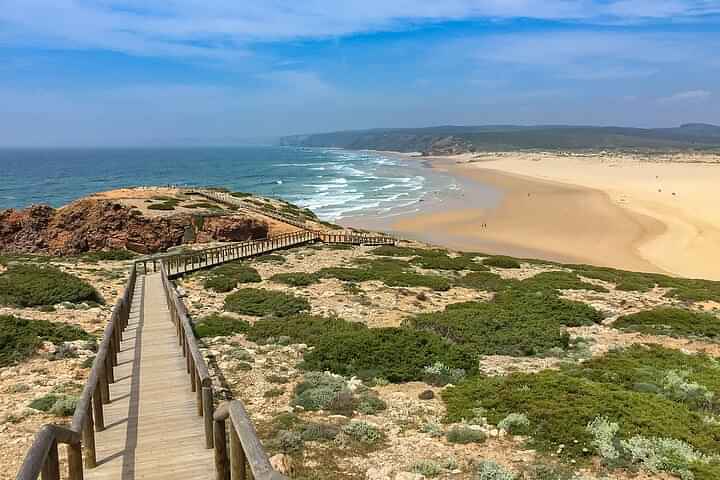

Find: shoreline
<box><xmin>345</xmin><ymin>151</ymin><xmax>720</xmax><ymax>280</ymax></box>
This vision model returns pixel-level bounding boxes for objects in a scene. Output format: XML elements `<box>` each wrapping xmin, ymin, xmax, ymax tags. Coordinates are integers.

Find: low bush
<box><xmin>270</xmin><ymin>272</ymin><xmax>320</xmax><ymax>287</ymax></box>
<box><xmin>318</xmin><ymin>258</ymin><xmax>451</xmax><ymax>291</ymax></box>
<box><xmin>224</xmin><ymin>288</ymin><xmax>309</xmax><ymax>317</ymax></box>
<box><xmin>519</xmin><ymin>271</ymin><xmax>609</xmax><ymax>293</ymax></box>
<box><xmin>497</xmin><ymin>413</ymin><xmax>530</xmax><ymax>435</ymax></box>
<box><xmin>292</xmin><ymin>371</ymin><xmax>349</xmax><ymax>411</ymax></box>
<box><xmin>567</xmin><ymin>345</ymin><xmax>720</xmax><ymax>411</ymax></box>
<box><xmin>475</xmin><ymin>461</ymin><xmax>516</xmax><ymax>480</ymax></box>
<box><xmin>300</xmin><ymin>422</ymin><xmax>340</xmax><ymax>442</ymax></box>
<box><xmin>193</xmin><ymin>314</ymin><xmax>250</xmax><ymax>338</ymax></box>
<box><xmin>1</xmin><ymin>315</ymin><xmax>90</xmax><ymax>367</ymax></box>
<box><xmin>456</xmin><ymin>272</ymin><xmax>513</xmax><ymax>292</ymax></box>
<box><xmin>203</xmin><ymin>275</ymin><xmax>237</xmax><ymax>293</ymax></box>
<box><xmin>442</xmin><ymin>369</ymin><xmax>720</xmax><ymax>460</ymax></box>
<box><xmin>254</xmin><ymin>254</ymin><xmax>286</xmax><ymax>263</ymax></box>
<box><xmin>422</xmin><ymin>362</ymin><xmax>466</xmax><ymax>386</ymax></box>
<box><xmin>570</xmin><ymin>264</ymin><xmax>720</xmax><ymax>302</ymax></box>
<box><xmin>29</xmin><ymin>394</ymin><xmax>79</xmax><ymax>416</ymax></box>
<box><xmin>0</xmin><ymin>265</ymin><xmax>102</xmax><ymax>307</ymax></box>
<box><xmin>230</xmin><ymin>191</ymin><xmax>252</xmax><ymax>198</ymax></box>
<box><xmin>483</xmin><ymin>256</ymin><xmax>521</xmax><ymax>269</ymax></box>
<box><xmin>356</xmin><ymin>392</ymin><xmax>387</xmax><ymax>414</ymax></box>
<box><xmin>301</xmin><ymin>327</ymin><xmax>477</xmax><ymax>382</ymax></box>
<box><xmin>492</xmin><ymin>290</ymin><xmax>604</xmax><ymax>327</ymax></box>
<box><xmin>248</xmin><ymin>315</ymin><xmax>365</xmax><ymax>345</ymax></box>
<box><xmin>371</xmin><ymin>246</ymin><xmax>446</xmax><ymax>257</ymax></box>
<box><xmin>411</xmin><ymin>460</ymin><xmax>442</xmax><ymax>478</ymax></box>
<box><xmin>273</xmin><ymin>430</ymin><xmax>304</xmax><ymax>453</ymax></box>
<box><xmin>80</xmin><ymin>250</ymin><xmax>137</xmax><ymax>262</ymax></box>
<box><xmin>406</xmin><ymin>300</ymin><xmax>571</xmax><ymax>357</ymax></box>
<box><xmin>147</xmin><ymin>201</ymin><xmax>177</xmax><ymax>210</ymax></box>
<box><xmin>411</xmin><ymin>254</ymin><xmax>487</xmax><ymax>272</ymax></box>
<box><xmin>446</xmin><ymin>425</ymin><xmax>486</xmax><ymax>444</ymax></box>
<box><xmin>341</xmin><ymin>421</ymin><xmax>383</xmax><ymax>444</ymax></box>
<box><xmin>613</xmin><ymin>307</ymin><xmax>720</xmax><ymax>339</ymax></box>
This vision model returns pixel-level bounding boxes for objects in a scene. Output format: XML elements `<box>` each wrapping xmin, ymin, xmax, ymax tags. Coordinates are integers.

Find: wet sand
<box><xmin>346</xmin><ymin>152</ymin><xmax>720</xmax><ymax>280</ymax></box>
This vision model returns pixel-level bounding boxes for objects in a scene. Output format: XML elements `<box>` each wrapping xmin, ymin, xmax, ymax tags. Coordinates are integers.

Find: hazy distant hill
<box><xmin>280</xmin><ymin>124</ymin><xmax>720</xmax><ymax>154</ymax></box>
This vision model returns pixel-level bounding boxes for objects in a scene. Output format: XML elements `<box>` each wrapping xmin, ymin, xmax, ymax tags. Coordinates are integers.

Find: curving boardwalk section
<box><xmin>84</xmin><ymin>274</ymin><xmax>214</xmax><ymax>480</ymax></box>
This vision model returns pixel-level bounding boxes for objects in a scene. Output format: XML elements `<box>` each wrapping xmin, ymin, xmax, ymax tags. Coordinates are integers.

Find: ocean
<box><xmin>0</xmin><ymin>146</ymin><xmax>460</xmax><ymax>221</ymax></box>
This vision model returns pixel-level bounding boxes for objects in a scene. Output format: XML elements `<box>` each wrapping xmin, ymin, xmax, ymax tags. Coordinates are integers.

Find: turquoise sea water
<box><xmin>0</xmin><ymin>146</ymin><xmax>460</xmax><ymax>220</ymax></box>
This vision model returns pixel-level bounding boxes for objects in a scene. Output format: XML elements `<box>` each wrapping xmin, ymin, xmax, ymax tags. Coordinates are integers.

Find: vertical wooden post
<box><xmin>190</xmin><ymin>363</ymin><xmax>197</xmax><ymax>392</ymax></box>
<box><xmin>68</xmin><ymin>441</ymin><xmax>84</xmax><ymax>480</ymax></box>
<box><xmin>203</xmin><ymin>387</ymin><xmax>214</xmax><ymax>449</ymax></box>
<box><xmin>100</xmin><ymin>370</ymin><xmax>110</xmax><ymax>405</ymax></box>
<box><xmin>83</xmin><ymin>405</ymin><xmax>97</xmax><ymax>468</ymax></box>
<box><xmin>93</xmin><ymin>386</ymin><xmax>105</xmax><ymax>431</ymax></box>
<box><xmin>196</xmin><ymin>375</ymin><xmax>203</xmax><ymax>416</ymax></box>
<box><xmin>41</xmin><ymin>439</ymin><xmax>60</xmax><ymax>480</ymax></box>
<box><xmin>104</xmin><ymin>352</ymin><xmax>114</xmax><ymax>384</ymax></box>
<box><xmin>214</xmin><ymin>419</ymin><xmax>229</xmax><ymax>480</ymax></box>
<box><xmin>229</xmin><ymin>425</ymin><xmax>246</xmax><ymax>480</ymax></box>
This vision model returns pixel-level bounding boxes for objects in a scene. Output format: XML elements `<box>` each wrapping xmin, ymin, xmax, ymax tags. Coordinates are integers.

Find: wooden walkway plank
<box><xmin>84</xmin><ymin>274</ymin><xmax>214</xmax><ymax>480</ymax></box>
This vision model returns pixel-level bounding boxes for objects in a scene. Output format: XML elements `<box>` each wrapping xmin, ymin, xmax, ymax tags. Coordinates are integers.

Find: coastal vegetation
<box><xmin>0</xmin><ymin>264</ymin><xmax>102</xmax><ymax>307</ymax></box>
<box><xmin>224</xmin><ymin>288</ymin><xmax>310</xmax><ymax>317</ymax></box>
<box><xmin>202</xmin><ymin>261</ymin><xmax>261</xmax><ymax>292</ymax></box>
<box><xmin>0</xmin><ymin>315</ymin><xmax>89</xmax><ymax>367</ymax></box>
<box><xmin>613</xmin><ymin>307</ymin><xmax>720</xmax><ymax>339</ymax></box>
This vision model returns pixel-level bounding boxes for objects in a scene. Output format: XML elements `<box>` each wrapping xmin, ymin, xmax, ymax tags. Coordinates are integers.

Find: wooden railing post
<box><xmin>83</xmin><ymin>404</ymin><xmax>97</xmax><ymax>468</ymax></box>
<box><xmin>229</xmin><ymin>426</ymin><xmax>246</xmax><ymax>480</ymax></box>
<box><xmin>92</xmin><ymin>383</ymin><xmax>105</xmax><ymax>431</ymax></box>
<box><xmin>67</xmin><ymin>441</ymin><xmax>83</xmax><ymax>480</ymax></box>
<box><xmin>203</xmin><ymin>387</ymin><xmax>214</xmax><ymax>449</ymax></box>
<box><xmin>41</xmin><ymin>439</ymin><xmax>60</xmax><ymax>480</ymax></box>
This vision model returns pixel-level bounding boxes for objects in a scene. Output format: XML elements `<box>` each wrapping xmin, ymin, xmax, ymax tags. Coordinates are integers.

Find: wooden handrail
<box><xmin>213</xmin><ymin>402</ymin><xmax>289</xmax><ymax>480</ymax></box>
<box><xmin>16</xmin><ymin>265</ymin><xmax>138</xmax><ymax>480</ymax></box>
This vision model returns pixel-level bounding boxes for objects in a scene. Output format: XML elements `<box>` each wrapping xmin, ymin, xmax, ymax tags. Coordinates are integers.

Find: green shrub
<box><xmin>613</xmin><ymin>307</ymin><xmax>720</xmax><ymax>339</ymax></box>
<box><xmin>270</xmin><ymin>273</ymin><xmax>320</xmax><ymax>287</ymax></box>
<box><xmin>569</xmin><ymin>264</ymin><xmax>720</xmax><ymax>302</ymax></box>
<box><xmin>371</xmin><ymin>246</ymin><xmax>445</xmax><ymax>257</ymax></box>
<box><xmin>567</xmin><ymin>345</ymin><xmax>720</xmax><ymax>411</ymax></box>
<box><xmin>442</xmin><ymin>369</ymin><xmax>720</xmax><ymax>460</ymax></box>
<box><xmin>356</xmin><ymin>392</ymin><xmax>387</xmax><ymax>414</ymax></box>
<box><xmin>29</xmin><ymin>394</ymin><xmax>78</xmax><ymax>416</ymax></box>
<box><xmin>264</xmin><ymin>388</ymin><xmax>285</xmax><ymax>398</ymax></box>
<box><xmin>273</xmin><ymin>430</ymin><xmax>304</xmax><ymax>453</ymax></box>
<box><xmin>193</xmin><ymin>314</ymin><xmax>250</xmax><ymax>338</ymax></box>
<box><xmin>492</xmin><ymin>290</ymin><xmax>604</xmax><ymax>327</ymax></box>
<box><xmin>248</xmin><ymin>315</ymin><xmax>365</xmax><ymax>345</ymax></box>
<box><xmin>318</xmin><ymin>257</ymin><xmax>452</xmax><ymax>291</ymax></box>
<box><xmin>224</xmin><ymin>288</ymin><xmax>309</xmax><ymax>317</ymax></box>
<box><xmin>411</xmin><ymin>460</ymin><xmax>442</xmax><ymax>478</ymax></box>
<box><xmin>230</xmin><ymin>191</ymin><xmax>252</xmax><ymax>198</ymax></box>
<box><xmin>80</xmin><ymin>250</ymin><xmax>137</xmax><ymax>262</ymax></box>
<box><xmin>0</xmin><ymin>265</ymin><xmax>102</xmax><ymax>307</ymax></box>
<box><xmin>254</xmin><ymin>254</ymin><xmax>286</xmax><ymax>263</ymax></box>
<box><xmin>1</xmin><ymin>315</ymin><xmax>89</xmax><ymax>367</ymax></box>
<box><xmin>519</xmin><ymin>271</ymin><xmax>609</xmax><ymax>293</ymax></box>
<box><xmin>406</xmin><ymin>300</ymin><xmax>571</xmax><ymax>357</ymax></box>
<box><xmin>342</xmin><ymin>421</ymin><xmax>383</xmax><ymax>444</ymax></box>
<box><xmin>147</xmin><ymin>202</ymin><xmax>176</xmax><ymax>210</ymax></box>
<box><xmin>292</xmin><ymin>372</ymin><xmax>348</xmax><ymax>411</ymax></box>
<box><xmin>301</xmin><ymin>327</ymin><xmax>477</xmax><ymax>383</ymax></box>
<box><xmin>483</xmin><ymin>256</ymin><xmax>521</xmax><ymax>269</ymax></box>
<box><xmin>422</xmin><ymin>362</ymin><xmax>466</xmax><ymax>386</ymax></box>
<box><xmin>411</xmin><ymin>255</ymin><xmax>488</xmax><ymax>271</ymax></box>
<box><xmin>475</xmin><ymin>461</ymin><xmax>516</xmax><ymax>480</ymax></box>
<box><xmin>497</xmin><ymin>413</ymin><xmax>530</xmax><ymax>435</ymax></box>
<box><xmin>203</xmin><ymin>275</ymin><xmax>237</xmax><ymax>293</ymax></box>
<box><xmin>456</xmin><ymin>272</ymin><xmax>513</xmax><ymax>292</ymax></box>
<box><xmin>446</xmin><ymin>425</ymin><xmax>486</xmax><ymax>444</ymax></box>
<box><xmin>300</xmin><ymin>422</ymin><xmax>340</xmax><ymax>442</ymax></box>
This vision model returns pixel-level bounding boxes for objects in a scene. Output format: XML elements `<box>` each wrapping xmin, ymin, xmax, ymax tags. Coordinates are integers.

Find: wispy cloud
<box><xmin>1</xmin><ymin>1</ymin><xmax>719</xmax><ymax>62</ymax></box>
<box><xmin>659</xmin><ymin>90</ymin><xmax>712</xmax><ymax>103</ymax></box>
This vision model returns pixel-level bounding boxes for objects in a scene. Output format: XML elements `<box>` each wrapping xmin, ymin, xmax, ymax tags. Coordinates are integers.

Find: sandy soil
<box><xmin>356</xmin><ymin>152</ymin><xmax>720</xmax><ymax>281</ymax></box>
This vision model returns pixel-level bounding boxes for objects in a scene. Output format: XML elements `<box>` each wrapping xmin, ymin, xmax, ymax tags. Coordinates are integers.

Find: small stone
<box><xmin>270</xmin><ymin>453</ymin><xmax>295</xmax><ymax>476</ymax></box>
<box><xmin>395</xmin><ymin>473</ymin><xmax>424</xmax><ymax>480</ymax></box>
<box><xmin>418</xmin><ymin>390</ymin><xmax>434</xmax><ymax>400</ymax></box>
<box><xmin>366</xmin><ymin>466</ymin><xmax>394</xmax><ymax>480</ymax></box>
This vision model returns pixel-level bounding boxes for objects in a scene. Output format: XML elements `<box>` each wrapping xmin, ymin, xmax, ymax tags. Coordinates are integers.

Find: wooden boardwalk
<box><xmin>84</xmin><ymin>273</ymin><xmax>214</xmax><ymax>480</ymax></box>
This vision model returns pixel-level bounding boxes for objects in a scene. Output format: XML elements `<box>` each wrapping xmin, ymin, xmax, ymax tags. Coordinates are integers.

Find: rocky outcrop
<box><xmin>0</xmin><ymin>199</ymin><xmax>269</xmax><ymax>255</ymax></box>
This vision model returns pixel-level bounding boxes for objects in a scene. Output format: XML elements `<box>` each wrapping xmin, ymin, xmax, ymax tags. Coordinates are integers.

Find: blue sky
<box><xmin>1</xmin><ymin>1</ymin><xmax>719</xmax><ymax>146</ymax></box>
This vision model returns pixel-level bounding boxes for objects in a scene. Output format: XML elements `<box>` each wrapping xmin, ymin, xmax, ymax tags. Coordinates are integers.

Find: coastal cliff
<box><xmin>0</xmin><ymin>198</ymin><xmax>268</xmax><ymax>255</ymax></box>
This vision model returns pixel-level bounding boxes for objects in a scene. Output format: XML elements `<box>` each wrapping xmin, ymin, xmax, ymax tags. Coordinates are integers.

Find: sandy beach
<box><xmin>348</xmin><ymin>152</ymin><xmax>720</xmax><ymax>280</ymax></box>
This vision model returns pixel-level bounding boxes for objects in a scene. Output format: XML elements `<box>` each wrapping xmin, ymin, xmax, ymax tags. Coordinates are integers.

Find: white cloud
<box><xmin>659</xmin><ymin>90</ymin><xmax>712</xmax><ymax>103</ymax></box>
<box><xmin>0</xmin><ymin>1</ymin><xmax>718</xmax><ymax>62</ymax></box>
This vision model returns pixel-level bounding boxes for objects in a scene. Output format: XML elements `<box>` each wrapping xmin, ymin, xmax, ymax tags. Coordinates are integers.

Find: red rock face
<box><xmin>0</xmin><ymin>200</ymin><xmax>269</xmax><ymax>255</ymax></box>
